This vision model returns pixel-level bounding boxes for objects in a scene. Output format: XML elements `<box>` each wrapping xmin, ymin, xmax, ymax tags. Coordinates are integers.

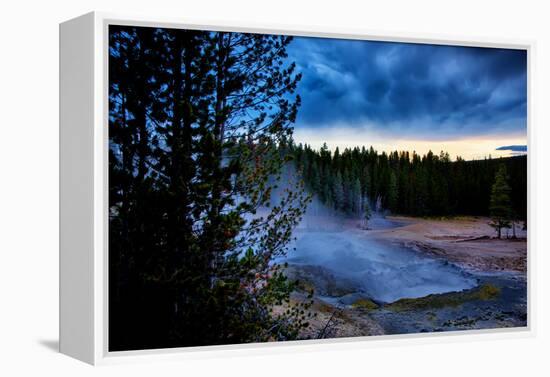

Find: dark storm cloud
<box><xmin>496</xmin><ymin>145</ymin><xmax>527</xmax><ymax>152</ymax></box>
<box><xmin>287</xmin><ymin>37</ymin><xmax>527</xmax><ymax>139</ymax></box>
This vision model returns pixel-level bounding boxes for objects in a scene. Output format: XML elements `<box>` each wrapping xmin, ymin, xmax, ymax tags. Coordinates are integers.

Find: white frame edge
<box><xmin>59</xmin><ymin>11</ymin><xmax>536</xmax><ymax>365</ymax></box>
<box><xmin>59</xmin><ymin>12</ymin><xmax>96</xmax><ymax>365</ymax></box>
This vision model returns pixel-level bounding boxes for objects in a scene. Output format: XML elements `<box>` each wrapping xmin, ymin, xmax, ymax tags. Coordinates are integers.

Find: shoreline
<box><xmin>283</xmin><ymin>215</ymin><xmax>527</xmax><ymax>338</ymax></box>
<box><xmin>367</xmin><ymin>215</ymin><xmax>527</xmax><ymax>275</ymax></box>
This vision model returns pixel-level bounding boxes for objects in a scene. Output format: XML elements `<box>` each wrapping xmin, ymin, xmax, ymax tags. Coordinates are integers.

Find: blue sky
<box><xmin>287</xmin><ymin>37</ymin><xmax>527</xmax><ymax>159</ymax></box>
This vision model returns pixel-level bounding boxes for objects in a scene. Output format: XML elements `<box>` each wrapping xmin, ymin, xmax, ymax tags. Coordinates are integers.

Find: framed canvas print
<box><xmin>60</xmin><ymin>12</ymin><xmax>533</xmax><ymax>365</ymax></box>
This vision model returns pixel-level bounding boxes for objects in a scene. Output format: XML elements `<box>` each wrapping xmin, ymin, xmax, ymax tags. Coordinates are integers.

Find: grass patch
<box><xmin>315</xmin><ymin>301</ymin><xmax>336</xmax><ymax>313</ymax></box>
<box><xmin>476</xmin><ymin>284</ymin><xmax>500</xmax><ymax>300</ymax></box>
<box><xmin>385</xmin><ymin>284</ymin><xmax>500</xmax><ymax>312</ymax></box>
<box><xmin>294</xmin><ymin>279</ymin><xmax>316</xmax><ymax>294</ymax></box>
<box><xmin>351</xmin><ymin>298</ymin><xmax>379</xmax><ymax>311</ymax></box>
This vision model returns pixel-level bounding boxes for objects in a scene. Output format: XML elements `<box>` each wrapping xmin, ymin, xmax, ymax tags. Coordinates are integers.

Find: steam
<box><xmin>262</xmin><ymin>163</ymin><xmax>477</xmax><ymax>303</ymax></box>
<box><xmin>286</xmin><ymin>229</ymin><xmax>476</xmax><ymax>302</ymax></box>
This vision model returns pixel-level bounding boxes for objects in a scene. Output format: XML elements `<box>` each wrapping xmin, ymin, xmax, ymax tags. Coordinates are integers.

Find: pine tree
<box><xmin>489</xmin><ymin>164</ymin><xmax>513</xmax><ymax>239</ymax></box>
<box><xmin>109</xmin><ymin>27</ymin><xmax>311</xmax><ymax>350</ymax></box>
<box><xmin>332</xmin><ymin>171</ymin><xmax>344</xmax><ymax>211</ymax></box>
<box><xmin>309</xmin><ymin>161</ymin><xmax>321</xmax><ymax>194</ymax></box>
<box><xmin>352</xmin><ymin>178</ymin><xmax>362</xmax><ymax>214</ymax></box>
<box><xmin>362</xmin><ymin>199</ymin><xmax>372</xmax><ymax>229</ymax></box>
<box><xmin>387</xmin><ymin>170</ymin><xmax>398</xmax><ymax>212</ymax></box>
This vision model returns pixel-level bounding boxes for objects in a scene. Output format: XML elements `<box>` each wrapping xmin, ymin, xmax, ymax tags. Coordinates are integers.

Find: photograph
<box><xmin>108</xmin><ymin>24</ymin><xmax>527</xmax><ymax>351</ymax></box>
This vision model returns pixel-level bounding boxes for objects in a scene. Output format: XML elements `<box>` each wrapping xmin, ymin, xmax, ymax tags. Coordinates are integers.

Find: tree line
<box><xmin>108</xmin><ymin>25</ymin><xmax>312</xmax><ymax>351</ymax></box>
<box><xmin>292</xmin><ymin>143</ymin><xmax>527</xmax><ymax>221</ymax></box>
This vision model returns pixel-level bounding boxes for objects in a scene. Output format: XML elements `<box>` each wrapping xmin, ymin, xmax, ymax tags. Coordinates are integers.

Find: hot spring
<box><xmin>283</xmin><ymin>221</ymin><xmax>477</xmax><ymax>303</ymax></box>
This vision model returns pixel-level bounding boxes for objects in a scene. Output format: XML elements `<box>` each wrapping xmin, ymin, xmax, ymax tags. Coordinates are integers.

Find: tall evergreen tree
<box><xmin>109</xmin><ymin>26</ymin><xmax>311</xmax><ymax>350</ymax></box>
<box><xmin>352</xmin><ymin>178</ymin><xmax>362</xmax><ymax>214</ymax></box>
<box><xmin>362</xmin><ymin>200</ymin><xmax>372</xmax><ymax>229</ymax></box>
<box><xmin>387</xmin><ymin>171</ymin><xmax>398</xmax><ymax>212</ymax></box>
<box><xmin>332</xmin><ymin>171</ymin><xmax>344</xmax><ymax>211</ymax></box>
<box><xmin>489</xmin><ymin>164</ymin><xmax>513</xmax><ymax>239</ymax></box>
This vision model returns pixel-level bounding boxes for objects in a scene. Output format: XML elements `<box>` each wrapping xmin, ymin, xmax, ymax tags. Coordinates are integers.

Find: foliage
<box><xmin>293</xmin><ymin>144</ymin><xmax>527</xmax><ymax>219</ymax></box>
<box><xmin>489</xmin><ymin>164</ymin><xmax>513</xmax><ymax>238</ymax></box>
<box><xmin>109</xmin><ymin>26</ymin><xmax>311</xmax><ymax>350</ymax></box>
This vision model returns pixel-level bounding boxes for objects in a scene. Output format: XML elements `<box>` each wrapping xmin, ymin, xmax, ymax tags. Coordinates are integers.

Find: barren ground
<box><xmin>370</xmin><ymin>216</ymin><xmax>527</xmax><ymax>273</ymax></box>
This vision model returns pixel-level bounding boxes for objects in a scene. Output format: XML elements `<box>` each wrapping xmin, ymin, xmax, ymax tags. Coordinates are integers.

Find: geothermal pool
<box><xmin>285</xmin><ymin>224</ymin><xmax>477</xmax><ymax>303</ymax></box>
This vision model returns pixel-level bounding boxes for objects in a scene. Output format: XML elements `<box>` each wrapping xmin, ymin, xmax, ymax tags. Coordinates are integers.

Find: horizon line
<box><xmin>291</xmin><ymin>141</ymin><xmax>528</xmax><ymax>162</ymax></box>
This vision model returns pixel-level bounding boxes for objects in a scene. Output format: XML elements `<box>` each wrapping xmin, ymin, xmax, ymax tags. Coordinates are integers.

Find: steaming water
<box><xmin>263</xmin><ymin>177</ymin><xmax>476</xmax><ymax>303</ymax></box>
<box><xmin>284</xmin><ymin>219</ymin><xmax>477</xmax><ymax>303</ymax></box>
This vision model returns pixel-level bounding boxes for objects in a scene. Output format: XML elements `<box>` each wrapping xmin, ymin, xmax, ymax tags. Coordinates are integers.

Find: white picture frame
<box><xmin>60</xmin><ymin>11</ymin><xmax>535</xmax><ymax>365</ymax></box>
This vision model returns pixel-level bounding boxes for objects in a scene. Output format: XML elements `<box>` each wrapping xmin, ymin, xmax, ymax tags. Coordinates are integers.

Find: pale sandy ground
<box><xmin>371</xmin><ymin>216</ymin><xmax>527</xmax><ymax>273</ymax></box>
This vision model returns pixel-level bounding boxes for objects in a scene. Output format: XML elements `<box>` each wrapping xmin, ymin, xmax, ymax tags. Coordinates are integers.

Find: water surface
<box><xmin>286</xmin><ymin>227</ymin><xmax>477</xmax><ymax>303</ymax></box>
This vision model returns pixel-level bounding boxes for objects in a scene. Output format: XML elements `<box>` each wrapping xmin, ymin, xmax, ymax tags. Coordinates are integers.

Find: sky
<box><xmin>287</xmin><ymin>36</ymin><xmax>527</xmax><ymax>160</ymax></box>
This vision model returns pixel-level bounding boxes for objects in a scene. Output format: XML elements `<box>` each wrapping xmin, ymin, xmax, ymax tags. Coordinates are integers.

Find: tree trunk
<box><xmin>167</xmin><ymin>30</ymin><xmax>185</xmax><ymax>298</ymax></box>
<box><xmin>208</xmin><ymin>32</ymin><xmax>228</xmax><ymax>288</ymax></box>
<box><xmin>135</xmin><ymin>28</ymin><xmax>149</xmax><ymax>183</ymax></box>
